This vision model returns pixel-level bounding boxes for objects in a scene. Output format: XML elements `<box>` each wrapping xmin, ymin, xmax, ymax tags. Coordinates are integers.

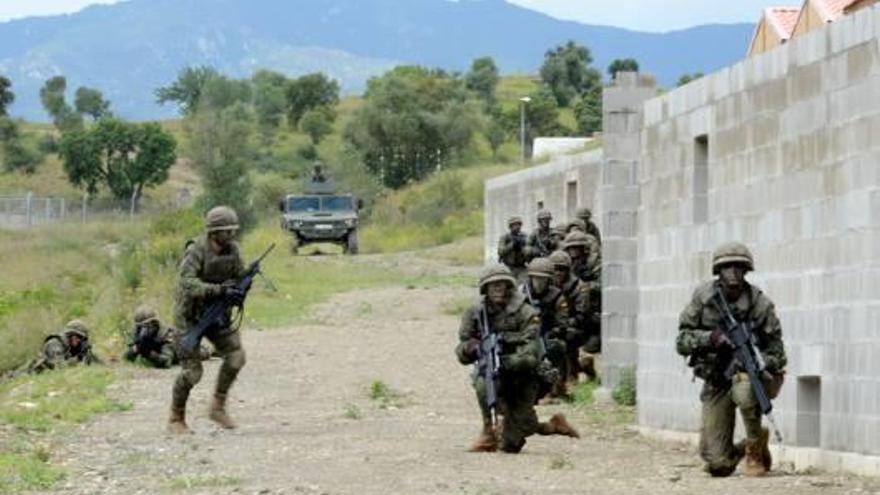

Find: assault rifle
<box><xmin>478</xmin><ymin>301</ymin><xmax>502</xmax><ymax>429</ymax></box>
<box><xmin>711</xmin><ymin>287</ymin><xmax>783</xmax><ymax>442</ymax></box>
<box><xmin>180</xmin><ymin>243</ymin><xmax>276</xmax><ymax>353</ymax></box>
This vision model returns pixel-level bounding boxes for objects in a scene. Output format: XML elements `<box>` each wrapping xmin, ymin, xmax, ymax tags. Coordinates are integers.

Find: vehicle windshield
<box><xmin>289</xmin><ymin>197</ymin><xmax>320</xmax><ymax>212</ymax></box>
<box><xmin>322</xmin><ymin>196</ymin><xmax>353</xmax><ymax>211</ymax></box>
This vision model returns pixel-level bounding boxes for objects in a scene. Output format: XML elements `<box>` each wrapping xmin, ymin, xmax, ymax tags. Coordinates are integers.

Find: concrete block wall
<box><xmin>599</xmin><ymin>73</ymin><xmax>657</xmax><ymax>389</ymax></box>
<box><xmin>637</xmin><ymin>4</ymin><xmax>880</xmax><ymax>456</ymax></box>
<box><xmin>484</xmin><ymin>151</ymin><xmax>602</xmax><ymax>263</ymax></box>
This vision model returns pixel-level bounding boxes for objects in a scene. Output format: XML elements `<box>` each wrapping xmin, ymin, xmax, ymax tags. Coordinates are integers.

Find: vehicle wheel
<box><xmin>346</xmin><ymin>229</ymin><xmax>359</xmax><ymax>255</ymax></box>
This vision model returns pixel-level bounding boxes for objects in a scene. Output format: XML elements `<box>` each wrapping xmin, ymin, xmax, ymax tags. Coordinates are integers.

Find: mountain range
<box><xmin>0</xmin><ymin>0</ymin><xmax>755</xmax><ymax>120</ymax></box>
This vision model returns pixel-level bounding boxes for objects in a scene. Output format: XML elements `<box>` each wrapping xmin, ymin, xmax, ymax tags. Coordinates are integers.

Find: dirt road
<box><xmin>44</xmin><ymin>263</ymin><xmax>880</xmax><ymax>494</ymax></box>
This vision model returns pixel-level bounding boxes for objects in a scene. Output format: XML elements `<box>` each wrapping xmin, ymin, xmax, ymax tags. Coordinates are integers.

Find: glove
<box><xmin>223</xmin><ymin>286</ymin><xmax>246</xmax><ymax>304</ymax></box>
<box><xmin>709</xmin><ymin>329</ymin><xmax>732</xmax><ymax>349</ymax></box>
<box><xmin>465</xmin><ymin>339</ymin><xmax>480</xmax><ymax>360</ymax></box>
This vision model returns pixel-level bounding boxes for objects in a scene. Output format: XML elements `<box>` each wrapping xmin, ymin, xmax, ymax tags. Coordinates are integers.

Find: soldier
<box><xmin>455</xmin><ymin>264</ymin><xmax>579</xmax><ymax>454</ymax></box>
<box><xmin>29</xmin><ymin>320</ymin><xmax>100</xmax><ymax>374</ymax></box>
<box><xmin>562</xmin><ymin>231</ymin><xmax>601</xmax><ymax>285</ymax></box>
<box><xmin>168</xmin><ymin>206</ymin><xmax>248</xmax><ymax>434</ymax></box>
<box><xmin>497</xmin><ymin>216</ymin><xmax>529</xmax><ymax>283</ymax></box>
<box><xmin>525</xmin><ymin>210</ymin><xmax>557</xmax><ymax>261</ymax></box>
<box><xmin>575</xmin><ymin>207</ymin><xmax>602</xmax><ymax>245</ymax></box>
<box><xmin>311</xmin><ymin>162</ymin><xmax>327</xmax><ymax>183</ymax></box>
<box><xmin>521</xmin><ymin>257</ymin><xmax>570</xmax><ymax>398</ymax></box>
<box><xmin>125</xmin><ymin>305</ymin><xmax>176</xmax><ymax>369</ymax></box>
<box><xmin>676</xmin><ymin>242</ymin><xmax>787</xmax><ymax>477</ymax></box>
<box><xmin>550</xmin><ymin>224</ymin><xmax>567</xmax><ymax>247</ymax></box>
<box><xmin>549</xmin><ymin>250</ymin><xmax>596</xmax><ymax>382</ymax></box>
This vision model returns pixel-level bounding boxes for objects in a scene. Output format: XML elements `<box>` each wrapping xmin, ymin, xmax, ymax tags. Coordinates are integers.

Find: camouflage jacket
<box><xmin>497</xmin><ymin>232</ymin><xmax>529</xmax><ymax>269</ymax></box>
<box><xmin>521</xmin><ymin>284</ymin><xmax>570</xmax><ymax>343</ymax></box>
<box><xmin>676</xmin><ymin>280</ymin><xmax>787</xmax><ymax>383</ymax></box>
<box><xmin>173</xmin><ymin>235</ymin><xmax>246</xmax><ymax>332</ymax></box>
<box><xmin>125</xmin><ymin>324</ymin><xmax>176</xmax><ymax>368</ymax></box>
<box><xmin>30</xmin><ymin>334</ymin><xmax>99</xmax><ymax>373</ymax></box>
<box><xmin>525</xmin><ymin>229</ymin><xmax>557</xmax><ymax>260</ymax></box>
<box><xmin>583</xmin><ymin>219</ymin><xmax>602</xmax><ymax>245</ymax></box>
<box><xmin>561</xmin><ymin>275</ymin><xmax>594</xmax><ymax>336</ymax></box>
<box><xmin>455</xmin><ymin>293</ymin><xmax>541</xmax><ymax>375</ymax></box>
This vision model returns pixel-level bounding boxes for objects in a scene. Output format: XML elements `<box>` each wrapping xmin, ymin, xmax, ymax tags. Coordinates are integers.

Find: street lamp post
<box><xmin>519</xmin><ymin>96</ymin><xmax>531</xmax><ymax>163</ymax></box>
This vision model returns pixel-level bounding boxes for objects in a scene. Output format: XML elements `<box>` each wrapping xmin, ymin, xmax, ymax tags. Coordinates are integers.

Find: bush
<box><xmin>612</xmin><ymin>366</ymin><xmax>637</xmax><ymax>406</ymax></box>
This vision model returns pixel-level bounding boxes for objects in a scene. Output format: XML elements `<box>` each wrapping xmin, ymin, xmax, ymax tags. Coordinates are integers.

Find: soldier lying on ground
<box><xmin>125</xmin><ymin>305</ymin><xmax>212</xmax><ymax>368</ymax></box>
<box><xmin>28</xmin><ymin>320</ymin><xmax>101</xmax><ymax>374</ymax></box>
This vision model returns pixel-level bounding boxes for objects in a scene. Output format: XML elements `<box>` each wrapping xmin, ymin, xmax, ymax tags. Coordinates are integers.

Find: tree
<box><xmin>0</xmin><ymin>117</ymin><xmax>42</xmax><ymax>174</ymax></box>
<box><xmin>574</xmin><ymin>86</ymin><xmax>602</xmax><ymax>136</ymax></box>
<box><xmin>285</xmin><ymin>73</ymin><xmax>339</xmax><ymax>127</ymax></box>
<box><xmin>155</xmin><ymin>66</ymin><xmax>219</xmax><ymax>115</ymax></box>
<box><xmin>0</xmin><ymin>75</ymin><xmax>13</xmax><ymax>116</ymax></box>
<box><xmin>344</xmin><ymin>66</ymin><xmax>481</xmax><ymax>188</ymax></box>
<box><xmin>185</xmin><ymin>103</ymin><xmax>256</xmax><ymax>230</ymax></box>
<box><xmin>40</xmin><ymin>76</ymin><xmax>83</xmax><ymax>132</ymax></box>
<box><xmin>486</xmin><ymin>116</ymin><xmax>506</xmax><ymax>159</ymax></box>
<box><xmin>200</xmin><ymin>75</ymin><xmax>252</xmax><ymax>111</ymax></box>
<box><xmin>74</xmin><ymin>87</ymin><xmax>111</xmax><ymax>120</ymax></box>
<box><xmin>252</xmin><ymin>70</ymin><xmax>289</xmax><ymax>130</ymax></box>
<box><xmin>299</xmin><ymin>107</ymin><xmax>334</xmax><ymax>145</ymax></box>
<box><xmin>540</xmin><ymin>40</ymin><xmax>602</xmax><ymax>107</ymax></box>
<box><xmin>466</xmin><ymin>57</ymin><xmax>499</xmax><ymax>105</ymax></box>
<box><xmin>59</xmin><ymin>118</ymin><xmax>177</xmax><ymax>211</ymax></box>
<box><xmin>608</xmin><ymin>58</ymin><xmax>640</xmax><ymax>79</ymax></box>
<box><xmin>677</xmin><ymin>72</ymin><xmax>705</xmax><ymax>87</ymax></box>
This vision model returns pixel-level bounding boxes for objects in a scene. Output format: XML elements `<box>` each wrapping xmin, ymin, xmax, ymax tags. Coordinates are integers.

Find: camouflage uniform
<box><xmin>29</xmin><ymin>320</ymin><xmax>100</xmax><ymax>374</ymax></box>
<box><xmin>497</xmin><ymin>216</ymin><xmax>529</xmax><ymax>283</ymax></box>
<box><xmin>550</xmin><ymin>251</ymin><xmax>595</xmax><ymax>381</ymax></box>
<box><xmin>525</xmin><ymin>210</ymin><xmax>557</xmax><ymax>261</ymax></box>
<box><xmin>563</xmin><ymin>232</ymin><xmax>602</xmax><ymax>354</ymax></box>
<box><xmin>456</xmin><ymin>264</ymin><xmax>579</xmax><ymax>453</ymax></box>
<box><xmin>676</xmin><ymin>243</ymin><xmax>787</xmax><ymax>477</ymax></box>
<box><xmin>575</xmin><ymin>207</ymin><xmax>602</xmax><ymax>246</ymax></box>
<box><xmin>169</xmin><ymin>206</ymin><xmax>247</xmax><ymax>433</ymax></box>
<box><xmin>521</xmin><ymin>257</ymin><xmax>570</xmax><ymax>398</ymax></box>
<box><xmin>125</xmin><ymin>306</ymin><xmax>176</xmax><ymax>369</ymax></box>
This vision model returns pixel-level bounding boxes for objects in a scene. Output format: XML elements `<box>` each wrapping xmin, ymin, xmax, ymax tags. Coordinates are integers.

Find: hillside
<box><xmin>0</xmin><ymin>0</ymin><xmax>753</xmax><ymax>120</ymax></box>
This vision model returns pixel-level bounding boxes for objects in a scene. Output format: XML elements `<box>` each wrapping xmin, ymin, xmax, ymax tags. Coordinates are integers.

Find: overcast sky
<box><xmin>0</xmin><ymin>0</ymin><xmax>792</xmax><ymax>31</ymax></box>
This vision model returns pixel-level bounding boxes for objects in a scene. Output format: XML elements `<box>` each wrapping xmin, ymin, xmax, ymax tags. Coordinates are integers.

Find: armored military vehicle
<box><xmin>279</xmin><ymin>171</ymin><xmax>361</xmax><ymax>254</ymax></box>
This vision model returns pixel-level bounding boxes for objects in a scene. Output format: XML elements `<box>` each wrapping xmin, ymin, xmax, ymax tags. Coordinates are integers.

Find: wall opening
<box><xmin>566</xmin><ymin>181</ymin><xmax>578</xmax><ymax>218</ymax></box>
<box><xmin>796</xmin><ymin>376</ymin><xmax>821</xmax><ymax>447</ymax></box>
<box><xmin>693</xmin><ymin>135</ymin><xmax>709</xmax><ymax>224</ymax></box>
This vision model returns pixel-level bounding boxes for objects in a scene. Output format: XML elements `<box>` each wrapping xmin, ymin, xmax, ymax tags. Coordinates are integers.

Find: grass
<box><xmin>0</xmin><ymin>452</ymin><xmax>65</xmax><ymax>493</ymax></box>
<box><xmin>168</xmin><ymin>475</ymin><xmax>243</xmax><ymax>491</ymax></box>
<box><xmin>571</xmin><ymin>380</ymin><xmax>599</xmax><ymax>407</ymax></box>
<box><xmin>548</xmin><ymin>455</ymin><xmax>575</xmax><ymax>470</ymax></box>
<box><xmin>343</xmin><ymin>403</ymin><xmax>362</xmax><ymax>420</ymax></box>
<box><xmin>0</xmin><ymin>367</ymin><xmax>132</xmax><ymax>433</ymax></box>
<box><xmin>613</xmin><ymin>366</ymin><xmax>637</xmax><ymax>406</ymax></box>
<box><xmin>368</xmin><ymin>380</ymin><xmax>406</xmax><ymax>409</ymax></box>
<box><xmin>442</xmin><ymin>295</ymin><xmax>474</xmax><ymax>316</ymax></box>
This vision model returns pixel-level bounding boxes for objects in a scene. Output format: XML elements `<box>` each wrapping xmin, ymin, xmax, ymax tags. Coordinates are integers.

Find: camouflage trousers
<box><xmin>699</xmin><ymin>372</ymin><xmax>784</xmax><ymax>476</ymax></box>
<box><xmin>473</xmin><ymin>372</ymin><xmax>539</xmax><ymax>452</ymax></box>
<box><xmin>172</xmin><ymin>330</ymin><xmax>246</xmax><ymax>410</ymax></box>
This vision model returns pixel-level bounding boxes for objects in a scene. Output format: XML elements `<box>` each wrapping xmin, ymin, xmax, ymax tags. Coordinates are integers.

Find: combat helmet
<box><xmin>576</xmin><ymin>207</ymin><xmax>593</xmax><ymax>220</ymax></box>
<box><xmin>549</xmin><ymin>250</ymin><xmax>572</xmax><ymax>270</ymax></box>
<box><xmin>63</xmin><ymin>319</ymin><xmax>89</xmax><ymax>339</ymax></box>
<box><xmin>536</xmin><ymin>209</ymin><xmax>552</xmax><ymax>221</ymax></box>
<box><xmin>508</xmin><ymin>216</ymin><xmax>524</xmax><ymax>227</ymax></box>
<box><xmin>478</xmin><ymin>264</ymin><xmax>517</xmax><ymax>293</ymax></box>
<box><xmin>566</xmin><ymin>218</ymin><xmax>586</xmax><ymax>233</ymax></box>
<box><xmin>712</xmin><ymin>242</ymin><xmax>754</xmax><ymax>274</ymax></box>
<box><xmin>205</xmin><ymin>206</ymin><xmax>240</xmax><ymax>233</ymax></box>
<box><xmin>563</xmin><ymin>231</ymin><xmax>590</xmax><ymax>249</ymax></box>
<box><xmin>527</xmin><ymin>258</ymin><xmax>554</xmax><ymax>278</ymax></box>
<box><xmin>134</xmin><ymin>305</ymin><xmax>159</xmax><ymax>325</ymax></box>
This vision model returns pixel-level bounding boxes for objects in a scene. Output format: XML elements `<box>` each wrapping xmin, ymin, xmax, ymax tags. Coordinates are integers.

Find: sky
<box><xmin>0</xmin><ymin>0</ymin><xmax>792</xmax><ymax>31</ymax></box>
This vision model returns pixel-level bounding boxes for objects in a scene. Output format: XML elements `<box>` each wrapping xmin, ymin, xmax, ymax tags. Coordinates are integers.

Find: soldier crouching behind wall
<box><xmin>455</xmin><ymin>264</ymin><xmax>579</xmax><ymax>454</ymax></box>
<box><xmin>676</xmin><ymin>242</ymin><xmax>787</xmax><ymax>477</ymax></box>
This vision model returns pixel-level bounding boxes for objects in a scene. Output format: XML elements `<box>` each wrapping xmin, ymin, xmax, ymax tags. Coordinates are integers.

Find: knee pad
<box><xmin>180</xmin><ymin>366</ymin><xmax>203</xmax><ymax>388</ymax></box>
<box><xmin>225</xmin><ymin>349</ymin><xmax>246</xmax><ymax>371</ymax></box>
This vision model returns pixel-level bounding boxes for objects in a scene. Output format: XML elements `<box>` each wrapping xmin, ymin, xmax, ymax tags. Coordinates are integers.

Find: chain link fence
<box><xmin>0</xmin><ymin>192</ymin><xmax>177</xmax><ymax>229</ymax></box>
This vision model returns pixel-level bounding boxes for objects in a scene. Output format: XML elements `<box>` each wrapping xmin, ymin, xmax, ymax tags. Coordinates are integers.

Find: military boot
<box><xmin>538</xmin><ymin>413</ymin><xmax>580</xmax><ymax>438</ymax></box>
<box><xmin>760</xmin><ymin>427</ymin><xmax>772</xmax><ymax>471</ymax></box>
<box><xmin>209</xmin><ymin>393</ymin><xmax>237</xmax><ymax>429</ymax></box>
<box><xmin>579</xmin><ymin>353</ymin><xmax>597</xmax><ymax>381</ymax></box>
<box><xmin>167</xmin><ymin>406</ymin><xmax>192</xmax><ymax>435</ymax></box>
<box><xmin>468</xmin><ymin>424</ymin><xmax>498</xmax><ymax>453</ymax></box>
<box><xmin>743</xmin><ymin>436</ymin><xmax>768</xmax><ymax>477</ymax></box>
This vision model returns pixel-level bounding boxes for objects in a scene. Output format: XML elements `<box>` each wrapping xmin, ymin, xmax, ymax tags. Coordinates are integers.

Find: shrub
<box><xmin>612</xmin><ymin>366</ymin><xmax>637</xmax><ymax>406</ymax></box>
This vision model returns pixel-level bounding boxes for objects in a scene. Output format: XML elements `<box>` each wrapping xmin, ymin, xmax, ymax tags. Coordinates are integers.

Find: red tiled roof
<box><xmin>810</xmin><ymin>0</ymin><xmax>859</xmax><ymax>22</ymax></box>
<box><xmin>765</xmin><ymin>6</ymin><xmax>802</xmax><ymax>39</ymax></box>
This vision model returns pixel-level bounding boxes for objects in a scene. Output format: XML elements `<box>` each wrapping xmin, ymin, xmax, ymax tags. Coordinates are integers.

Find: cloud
<box><xmin>506</xmin><ymin>0</ymin><xmax>791</xmax><ymax>32</ymax></box>
<box><xmin>0</xmin><ymin>0</ymin><xmax>123</xmax><ymax>22</ymax></box>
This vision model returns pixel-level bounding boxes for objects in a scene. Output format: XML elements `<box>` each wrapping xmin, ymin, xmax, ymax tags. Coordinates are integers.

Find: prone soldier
<box><xmin>29</xmin><ymin>320</ymin><xmax>100</xmax><ymax>374</ymax></box>
<box><xmin>676</xmin><ymin>242</ymin><xmax>787</xmax><ymax>477</ymax></box>
<box><xmin>125</xmin><ymin>305</ymin><xmax>176</xmax><ymax>369</ymax></box>
<box><xmin>455</xmin><ymin>264</ymin><xmax>579</xmax><ymax>454</ymax></box>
